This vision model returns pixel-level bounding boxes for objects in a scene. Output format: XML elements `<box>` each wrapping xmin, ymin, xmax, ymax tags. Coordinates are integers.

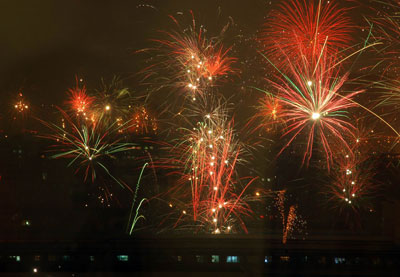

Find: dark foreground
<box><xmin>0</xmin><ymin>235</ymin><xmax>399</xmax><ymax>276</ymax></box>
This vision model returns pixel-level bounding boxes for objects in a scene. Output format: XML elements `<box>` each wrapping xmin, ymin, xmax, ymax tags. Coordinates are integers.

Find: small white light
<box><xmin>307</xmin><ymin>81</ymin><xmax>312</xmax><ymax>86</ymax></box>
<box><xmin>311</xmin><ymin>112</ymin><xmax>320</xmax><ymax>120</ymax></box>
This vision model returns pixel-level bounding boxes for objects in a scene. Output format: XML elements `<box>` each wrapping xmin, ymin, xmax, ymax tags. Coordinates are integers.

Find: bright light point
<box><xmin>105</xmin><ymin>105</ymin><xmax>111</xmax><ymax>111</ymax></box>
<box><xmin>209</xmin><ymin>144</ymin><xmax>213</xmax><ymax>148</ymax></box>
<box><xmin>215</xmin><ymin>228</ymin><xmax>220</xmax><ymax>234</ymax></box>
<box><xmin>352</xmin><ymin>193</ymin><xmax>355</xmax><ymax>197</ymax></box>
<box><xmin>210</xmin><ymin>162</ymin><xmax>214</xmax><ymax>166</ymax></box>
<box><xmin>351</xmin><ymin>181</ymin><xmax>355</xmax><ymax>185</ymax></box>
<box><xmin>206</xmin><ymin>114</ymin><xmax>211</xmax><ymax>118</ymax></box>
<box><xmin>187</xmin><ymin>70</ymin><xmax>191</xmax><ymax>73</ymax></box>
<box><xmin>348</xmin><ymin>200</ymin><xmax>352</xmax><ymax>204</ymax></box>
<box><xmin>227</xmin><ymin>226</ymin><xmax>231</xmax><ymax>230</ymax></box>
<box><xmin>213</xmin><ymin>186</ymin><xmax>217</xmax><ymax>190</ymax></box>
<box><xmin>256</xmin><ymin>192</ymin><xmax>260</xmax><ymax>196</ymax></box>
<box><xmin>208</xmin><ymin>76</ymin><xmax>212</xmax><ymax>80</ymax></box>
<box><xmin>213</xmin><ymin>218</ymin><xmax>217</xmax><ymax>222</ymax></box>
<box><xmin>343</xmin><ymin>189</ymin><xmax>346</xmax><ymax>192</ymax></box>
<box><xmin>311</xmin><ymin>112</ymin><xmax>320</xmax><ymax>120</ymax></box>
<box><xmin>182</xmin><ymin>210</ymin><xmax>186</xmax><ymax>214</ymax></box>
<box><xmin>212</xmin><ymin>208</ymin><xmax>216</xmax><ymax>212</ymax></box>
<box><xmin>356</xmin><ymin>138</ymin><xmax>360</xmax><ymax>143</ymax></box>
<box><xmin>192</xmin><ymin>97</ymin><xmax>196</xmax><ymax>101</ymax></box>
<box><xmin>307</xmin><ymin>81</ymin><xmax>312</xmax><ymax>86</ymax></box>
<box><xmin>211</xmin><ymin>156</ymin><xmax>215</xmax><ymax>160</ymax></box>
<box><xmin>345</xmin><ymin>198</ymin><xmax>348</xmax><ymax>201</ymax></box>
<box><xmin>169</xmin><ymin>203</ymin><xmax>173</xmax><ymax>208</ymax></box>
<box><xmin>197</xmin><ymin>65</ymin><xmax>200</xmax><ymax>68</ymax></box>
<box><xmin>210</xmin><ymin>171</ymin><xmax>214</xmax><ymax>175</ymax></box>
<box><xmin>208</xmin><ymin>130</ymin><xmax>212</xmax><ymax>134</ymax></box>
<box><xmin>191</xmin><ymin>55</ymin><xmax>194</xmax><ymax>59</ymax></box>
<box><xmin>218</xmin><ymin>204</ymin><xmax>222</xmax><ymax>209</ymax></box>
<box><xmin>188</xmin><ymin>83</ymin><xmax>193</xmax><ymax>88</ymax></box>
<box><xmin>33</xmin><ymin>268</ymin><xmax>38</xmax><ymax>273</ymax></box>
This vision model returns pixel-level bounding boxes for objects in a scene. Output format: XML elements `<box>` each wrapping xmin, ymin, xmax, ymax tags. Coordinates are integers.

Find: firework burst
<box><xmin>153</xmin><ymin>98</ymin><xmax>258</xmax><ymax>233</ymax></box>
<box><xmin>66</xmin><ymin>83</ymin><xmax>94</xmax><ymax>118</ymax></box>
<box><xmin>325</xmin><ymin>135</ymin><xmax>378</xmax><ymax>215</ymax></box>
<box><xmin>39</xmin><ymin>108</ymin><xmax>136</xmax><ymax>191</ymax></box>
<box><xmin>139</xmin><ymin>11</ymin><xmax>237</xmax><ymax>99</ymax></box>
<box><xmin>259</xmin><ymin>50</ymin><xmax>363</xmax><ymax>170</ymax></box>
<box><xmin>259</xmin><ymin>0</ymin><xmax>353</xmax><ymax>68</ymax></box>
<box><xmin>13</xmin><ymin>92</ymin><xmax>29</xmax><ymax>117</ymax></box>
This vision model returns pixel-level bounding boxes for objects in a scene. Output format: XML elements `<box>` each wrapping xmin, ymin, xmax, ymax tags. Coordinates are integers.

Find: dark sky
<box><xmin>0</xmin><ymin>0</ymin><xmax>268</xmax><ymax>106</ymax></box>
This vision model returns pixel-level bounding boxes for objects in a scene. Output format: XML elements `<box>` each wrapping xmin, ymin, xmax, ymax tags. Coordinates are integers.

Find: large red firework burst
<box><xmin>259</xmin><ymin>0</ymin><xmax>353</xmax><ymax>67</ymax></box>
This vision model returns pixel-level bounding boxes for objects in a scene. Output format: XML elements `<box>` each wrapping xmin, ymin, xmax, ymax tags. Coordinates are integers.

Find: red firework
<box><xmin>259</xmin><ymin>0</ymin><xmax>353</xmax><ymax>67</ymax></box>
<box><xmin>66</xmin><ymin>84</ymin><xmax>94</xmax><ymax>116</ymax></box>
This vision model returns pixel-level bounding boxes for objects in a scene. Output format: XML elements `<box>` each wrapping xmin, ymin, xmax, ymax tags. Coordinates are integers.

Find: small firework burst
<box><xmin>14</xmin><ymin>92</ymin><xmax>29</xmax><ymax>114</ymax></box>
<box><xmin>39</xmin><ymin>108</ymin><xmax>136</xmax><ymax>191</ymax></box>
<box><xmin>66</xmin><ymin>83</ymin><xmax>94</xmax><ymax>117</ymax></box>
<box><xmin>139</xmin><ymin>11</ymin><xmax>236</xmax><ymax>99</ymax></box>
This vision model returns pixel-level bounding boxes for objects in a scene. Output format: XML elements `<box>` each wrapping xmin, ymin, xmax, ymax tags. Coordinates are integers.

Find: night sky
<box><xmin>1</xmin><ymin>0</ymin><xmax>400</xmax><ymax>241</ymax></box>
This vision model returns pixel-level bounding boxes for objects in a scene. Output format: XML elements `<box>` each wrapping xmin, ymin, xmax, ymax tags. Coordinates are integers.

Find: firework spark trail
<box><xmin>151</xmin><ymin>98</ymin><xmax>258</xmax><ymax>233</ymax></box>
<box><xmin>139</xmin><ymin>11</ymin><xmax>236</xmax><ymax>99</ymax></box>
<box><xmin>275</xmin><ymin>190</ymin><xmax>305</xmax><ymax>244</ymax></box>
<box><xmin>259</xmin><ymin>0</ymin><xmax>353</xmax><ymax>68</ymax></box>
<box><xmin>127</xmin><ymin>163</ymin><xmax>148</xmax><ymax>235</ymax></box>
